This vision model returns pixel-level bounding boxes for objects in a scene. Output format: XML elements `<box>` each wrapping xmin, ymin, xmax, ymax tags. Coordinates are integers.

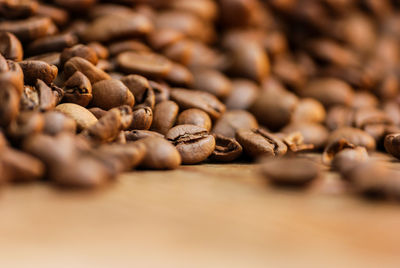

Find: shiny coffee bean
<box><xmin>63</xmin><ymin>71</ymin><xmax>92</xmax><ymax>107</ymax></box>
<box><xmin>63</xmin><ymin>56</ymin><xmax>110</xmax><ymax>84</ymax></box>
<box><xmin>55</xmin><ymin>103</ymin><xmax>98</xmax><ymax>130</ymax></box>
<box><xmin>177</xmin><ymin>108</ymin><xmax>212</xmax><ymax>132</ymax></box>
<box><xmin>139</xmin><ymin>137</ymin><xmax>181</xmax><ymax>169</ymax></box>
<box><xmin>210</xmin><ymin>134</ymin><xmax>242</xmax><ymax>162</ymax></box>
<box><xmin>130</xmin><ymin>106</ymin><xmax>153</xmax><ymax>130</ymax></box>
<box><xmin>166</xmin><ymin>124</ymin><xmax>215</xmax><ymax>164</ymax></box>
<box><xmin>151</xmin><ymin>100</ymin><xmax>179</xmax><ymax>135</ymax></box>
<box><xmin>225</xmin><ymin>79</ymin><xmax>259</xmax><ymax>110</ymax></box>
<box><xmin>91</xmin><ymin>79</ymin><xmax>135</xmax><ymax>110</ymax></box>
<box><xmin>0</xmin><ymin>32</ymin><xmax>23</xmax><ymax>61</ymax></box>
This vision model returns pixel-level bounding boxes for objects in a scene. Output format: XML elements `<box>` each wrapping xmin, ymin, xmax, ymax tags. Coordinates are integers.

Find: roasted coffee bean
<box><xmin>88</xmin><ymin>107</ymin><xmax>107</xmax><ymax>119</ymax></box>
<box><xmin>26</xmin><ymin>33</ymin><xmax>78</xmax><ymax>56</ymax></box>
<box><xmin>36</xmin><ymin>79</ymin><xmax>57</xmax><ymax>111</ymax></box>
<box><xmin>166</xmin><ymin>124</ymin><xmax>215</xmax><ymax>164</ymax></box>
<box><xmin>19</xmin><ymin>60</ymin><xmax>58</xmax><ymax>85</ymax></box>
<box><xmin>177</xmin><ymin>108</ymin><xmax>212</xmax><ymax>132</ymax></box>
<box><xmin>87</xmin><ymin>42</ymin><xmax>109</xmax><ymax>60</ymax></box>
<box><xmin>0</xmin><ymin>147</ymin><xmax>45</xmax><ymax>182</ymax></box>
<box><xmin>149</xmin><ymin>80</ymin><xmax>170</xmax><ymax>104</ymax></box>
<box><xmin>151</xmin><ymin>100</ymin><xmax>179</xmax><ymax>135</ymax></box>
<box><xmin>0</xmin><ymin>17</ymin><xmax>53</xmax><ymax>42</ymax></box>
<box><xmin>292</xmin><ymin>98</ymin><xmax>326</xmax><ymax>123</ymax></box>
<box><xmin>165</xmin><ymin>62</ymin><xmax>194</xmax><ymax>87</ymax></box>
<box><xmin>0</xmin><ymin>32</ymin><xmax>23</xmax><ymax>61</ymax></box>
<box><xmin>212</xmin><ymin>110</ymin><xmax>258</xmax><ymax>138</ymax></box>
<box><xmin>130</xmin><ymin>106</ymin><xmax>153</xmax><ymax>130</ymax></box>
<box><xmin>55</xmin><ymin>103</ymin><xmax>98</xmax><ymax>130</ymax></box>
<box><xmin>225</xmin><ymin>79</ymin><xmax>259</xmax><ymax>110</ymax></box>
<box><xmin>139</xmin><ymin>137</ymin><xmax>181</xmax><ymax>169</ymax></box>
<box><xmin>60</xmin><ymin>44</ymin><xmax>98</xmax><ymax>67</ymax></box>
<box><xmin>36</xmin><ymin>3</ymin><xmax>69</xmax><ymax>26</ymax></box>
<box><xmin>300</xmin><ymin>78</ymin><xmax>354</xmax><ymax>107</ymax></box>
<box><xmin>7</xmin><ymin>110</ymin><xmax>44</xmax><ymax>141</ymax></box>
<box><xmin>91</xmin><ymin>79</ymin><xmax>135</xmax><ymax>110</ymax></box>
<box><xmin>236</xmin><ymin>128</ymin><xmax>287</xmax><ymax>158</ymax></box>
<box><xmin>108</xmin><ymin>40</ymin><xmax>151</xmax><ymax>56</ymax></box>
<box><xmin>63</xmin><ymin>71</ymin><xmax>92</xmax><ymax>107</ymax></box>
<box><xmin>147</xmin><ymin>28</ymin><xmax>185</xmax><ymax>50</ymax></box>
<box><xmin>125</xmin><ymin>130</ymin><xmax>164</xmax><ymax>141</ymax></box>
<box><xmin>250</xmin><ymin>78</ymin><xmax>299</xmax><ymax>130</ymax></box>
<box><xmin>280</xmin><ymin>132</ymin><xmax>314</xmax><ymax>153</ymax></box>
<box><xmin>0</xmin><ymin>0</ymin><xmax>38</xmax><ymax>19</ymax></box>
<box><xmin>332</xmin><ymin>147</ymin><xmax>369</xmax><ymax>175</ymax></box>
<box><xmin>210</xmin><ymin>134</ymin><xmax>242</xmax><ymax>162</ymax></box>
<box><xmin>325</xmin><ymin>106</ymin><xmax>354</xmax><ymax>131</ymax></box>
<box><xmin>0</xmin><ymin>83</ymin><xmax>20</xmax><ymax>127</ymax></box>
<box><xmin>117</xmin><ymin>51</ymin><xmax>172</xmax><ymax>78</ymax></box>
<box><xmin>170</xmin><ymin>88</ymin><xmax>226</xmax><ymax>120</ymax></box>
<box><xmin>322</xmin><ymin>139</ymin><xmax>357</xmax><ymax>165</ymax></box>
<box><xmin>260</xmin><ymin>157</ymin><xmax>320</xmax><ymax>187</ymax></box>
<box><xmin>25</xmin><ymin>52</ymin><xmax>61</xmax><ymax>67</ymax></box>
<box><xmin>327</xmin><ymin>127</ymin><xmax>376</xmax><ymax>151</ymax></box>
<box><xmin>83</xmin><ymin>13</ymin><xmax>153</xmax><ymax>43</ymax></box>
<box><xmin>352</xmin><ymin>92</ymin><xmax>379</xmax><ymax>109</ymax></box>
<box><xmin>191</xmin><ymin>68</ymin><xmax>232</xmax><ymax>99</ymax></box>
<box><xmin>84</xmin><ymin>105</ymin><xmax>133</xmax><ymax>143</ymax></box>
<box><xmin>384</xmin><ymin>133</ymin><xmax>400</xmax><ymax>159</ymax></box>
<box><xmin>120</xmin><ymin>74</ymin><xmax>155</xmax><ymax>109</ymax></box>
<box><xmin>43</xmin><ymin>111</ymin><xmax>76</xmax><ymax>136</ymax></box>
<box><xmin>63</xmin><ymin>57</ymin><xmax>110</xmax><ymax>84</ymax></box>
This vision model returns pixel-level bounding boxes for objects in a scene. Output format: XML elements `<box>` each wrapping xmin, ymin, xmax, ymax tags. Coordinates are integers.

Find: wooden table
<box><xmin>1</xmin><ymin>162</ymin><xmax>400</xmax><ymax>267</ymax></box>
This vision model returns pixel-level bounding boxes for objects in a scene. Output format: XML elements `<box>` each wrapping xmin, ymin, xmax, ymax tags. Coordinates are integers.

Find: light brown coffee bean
<box><xmin>120</xmin><ymin>74</ymin><xmax>155</xmax><ymax>109</ymax></box>
<box><xmin>63</xmin><ymin>71</ymin><xmax>92</xmax><ymax>107</ymax></box>
<box><xmin>129</xmin><ymin>106</ymin><xmax>153</xmax><ymax>130</ymax></box>
<box><xmin>166</xmin><ymin>124</ymin><xmax>215</xmax><ymax>164</ymax></box>
<box><xmin>19</xmin><ymin>60</ymin><xmax>58</xmax><ymax>85</ymax></box>
<box><xmin>292</xmin><ymin>98</ymin><xmax>326</xmax><ymax>123</ymax></box>
<box><xmin>191</xmin><ymin>68</ymin><xmax>232</xmax><ymax>99</ymax></box>
<box><xmin>63</xmin><ymin>56</ymin><xmax>110</xmax><ymax>84</ymax></box>
<box><xmin>0</xmin><ymin>17</ymin><xmax>53</xmax><ymax>42</ymax></box>
<box><xmin>55</xmin><ymin>103</ymin><xmax>98</xmax><ymax>130</ymax></box>
<box><xmin>0</xmin><ymin>32</ymin><xmax>23</xmax><ymax>61</ymax></box>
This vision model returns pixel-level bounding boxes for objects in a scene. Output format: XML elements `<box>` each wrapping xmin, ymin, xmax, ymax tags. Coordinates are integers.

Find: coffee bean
<box><xmin>210</xmin><ymin>134</ymin><xmax>242</xmax><ymax>162</ymax></box>
<box><xmin>63</xmin><ymin>57</ymin><xmax>110</xmax><ymax>84</ymax></box>
<box><xmin>117</xmin><ymin>51</ymin><xmax>172</xmax><ymax>78</ymax></box>
<box><xmin>139</xmin><ymin>137</ymin><xmax>181</xmax><ymax>169</ymax></box>
<box><xmin>120</xmin><ymin>74</ymin><xmax>155</xmax><ymax>109</ymax></box>
<box><xmin>327</xmin><ymin>127</ymin><xmax>376</xmax><ymax>151</ymax></box>
<box><xmin>191</xmin><ymin>68</ymin><xmax>232</xmax><ymax>99</ymax></box>
<box><xmin>26</xmin><ymin>33</ymin><xmax>78</xmax><ymax>56</ymax></box>
<box><xmin>166</xmin><ymin>124</ymin><xmax>215</xmax><ymax>164</ymax></box>
<box><xmin>108</xmin><ymin>40</ymin><xmax>151</xmax><ymax>56</ymax></box>
<box><xmin>332</xmin><ymin>146</ymin><xmax>369</xmax><ymax>175</ymax></box>
<box><xmin>43</xmin><ymin>111</ymin><xmax>76</xmax><ymax>136</ymax></box>
<box><xmin>60</xmin><ymin>44</ymin><xmax>99</xmax><ymax>67</ymax></box>
<box><xmin>165</xmin><ymin>62</ymin><xmax>194</xmax><ymax>87</ymax></box>
<box><xmin>292</xmin><ymin>98</ymin><xmax>326</xmax><ymax>123</ymax></box>
<box><xmin>36</xmin><ymin>79</ymin><xmax>57</xmax><ymax>111</ymax></box>
<box><xmin>325</xmin><ymin>106</ymin><xmax>354</xmax><ymax>131</ymax></box>
<box><xmin>170</xmin><ymin>88</ymin><xmax>226</xmax><ymax>120</ymax></box>
<box><xmin>55</xmin><ymin>103</ymin><xmax>98</xmax><ymax>130</ymax></box>
<box><xmin>149</xmin><ymin>80</ymin><xmax>170</xmax><ymax>104</ymax></box>
<box><xmin>151</xmin><ymin>100</ymin><xmax>179</xmax><ymax>135</ymax></box>
<box><xmin>0</xmin><ymin>17</ymin><xmax>53</xmax><ymax>42</ymax></box>
<box><xmin>7</xmin><ymin>110</ymin><xmax>44</xmax><ymax>142</ymax></box>
<box><xmin>177</xmin><ymin>108</ymin><xmax>212</xmax><ymax>131</ymax></box>
<box><xmin>147</xmin><ymin>28</ymin><xmax>185</xmax><ymax>50</ymax></box>
<box><xmin>130</xmin><ymin>106</ymin><xmax>153</xmax><ymax>130</ymax></box>
<box><xmin>0</xmin><ymin>32</ymin><xmax>23</xmax><ymax>61</ymax></box>
<box><xmin>91</xmin><ymin>79</ymin><xmax>135</xmax><ymax>110</ymax></box>
<box><xmin>25</xmin><ymin>52</ymin><xmax>61</xmax><ymax>67</ymax></box>
<box><xmin>125</xmin><ymin>130</ymin><xmax>164</xmax><ymax>141</ymax></box>
<box><xmin>236</xmin><ymin>128</ymin><xmax>287</xmax><ymax>158</ymax></box>
<box><xmin>212</xmin><ymin>110</ymin><xmax>258</xmax><ymax>138</ymax></box>
<box><xmin>0</xmin><ymin>83</ymin><xmax>20</xmax><ymax>127</ymax></box>
<box><xmin>225</xmin><ymin>79</ymin><xmax>259</xmax><ymax>110</ymax></box>
<box><xmin>19</xmin><ymin>60</ymin><xmax>58</xmax><ymax>85</ymax></box>
<box><xmin>87</xmin><ymin>42</ymin><xmax>109</xmax><ymax>60</ymax></box>
<box><xmin>260</xmin><ymin>157</ymin><xmax>320</xmax><ymax>186</ymax></box>
<box><xmin>384</xmin><ymin>133</ymin><xmax>400</xmax><ymax>159</ymax></box>
<box><xmin>36</xmin><ymin>3</ymin><xmax>69</xmax><ymax>26</ymax></box>
<box><xmin>88</xmin><ymin>107</ymin><xmax>107</xmax><ymax>119</ymax></box>
<box><xmin>63</xmin><ymin>71</ymin><xmax>92</xmax><ymax>107</ymax></box>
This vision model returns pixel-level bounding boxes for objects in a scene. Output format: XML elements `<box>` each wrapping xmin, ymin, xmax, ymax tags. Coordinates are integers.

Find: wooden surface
<box><xmin>1</xmin><ymin>161</ymin><xmax>400</xmax><ymax>268</ymax></box>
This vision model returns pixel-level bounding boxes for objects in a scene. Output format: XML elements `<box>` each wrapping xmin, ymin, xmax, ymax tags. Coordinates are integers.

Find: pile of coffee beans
<box><xmin>1</xmin><ymin>0</ymin><xmax>400</xmax><ymax>199</ymax></box>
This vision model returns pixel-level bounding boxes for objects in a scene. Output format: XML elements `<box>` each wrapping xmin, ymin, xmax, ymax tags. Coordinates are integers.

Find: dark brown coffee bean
<box><xmin>120</xmin><ymin>74</ymin><xmax>155</xmax><ymax>109</ymax></box>
<box><xmin>260</xmin><ymin>157</ymin><xmax>320</xmax><ymax>186</ymax></box>
<box><xmin>307</xmin><ymin>39</ymin><xmax>359</xmax><ymax>67</ymax></box>
<box><xmin>292</xmin><ymin>98</ymin><xmax>326</xmax><ymax>123</ymax></box>
<box><xmin>170</xmin><ymin>88</ymin><xmax>226</xmax><ymax>120</ymax></box>
<box><xmin>139</xmin><ymin>137</ymin><xmax>181</xmax><ymax>169</ymax></box>
<box><xmin>26</xmin><ymin>33</ymin><xmax>78</xmax><ymax>56</ymax></box>
<box><xmin>63</xmin><ymin>57</ymin><xmax>110</xmax><ymax>84</ymax></box>
<box><xmin>63</xmin><ymin>71</ymin><xmax>92</xmax><ymax>107</ymax></box>
<box><xmin>191</xmin><ymin>68</ymin><xmax>232</xmax><ymax>99</ymax></box>
<box><xmin>166</xmin><ymin>124</ymin><xmax>215</xmax><ymax>164</ymax></box>
<box><xmin>91</xmin><ymin>79</ymin><xmax>135</xmax><ymax>110</ymax></box>
<box><xmin>0</xmin><ymin>17</ymin><xmax>53</xmax><ymax>42</ymax></box>
<box><xmin>300</xmin><ymin>78</ymin><xmax>354</xmax><ymax>107</ymax></box>
<box><xmin>250</xmin><ymin>78</ymin><xmax>299</xmax><ymax>130</ymax></box>
<box><xmin>225</xmin><ymin>79</ymin><xmax>259</xmax><ymax>110</ymax></box>
<box><xmin>36</xmin><ymin>79</ymin><xmax>57</xmax><ymax>111</ymax></box>
<box><xmin>212</xmin><ymin>110</ymin><xmax>258</xmax><ymax>138</ymax></box>
<box><xmin>151</xmin><ymin>100</ymin><xmax>179</xmax><ymax>135</ymax></box>
<box><xmin>83</xmin><ymin>13</ymin><xmax>153</xmax><ymax>43</ymax></box>
<box><xmin>55</xmin><ymin>103</ymin><xmax>98</xmax><ymax>130</ymax></box>
<box><xmin>88</xmin><ymin>4</ymin><xmax>135</xmax><ymax>19</ymax></box>
<box><xmin>0</xmin><ymin>32</ymin><xmax>23</xmax><ymax>61</ymax></box>
<box><xmin>282</xmin><ymin>122</ymin><xmax>329</xmax><ymax>150</ymax></box>
<box><xmin>125</xmin><ymin>130</ymin><xmax>164</xmax><ymax>141</ymax></box>
<box><xmin>210</xmin><ymin>134</ymin><xmax>242</xmax><ymax>162</ymax></box>
<box><xmin>19</xmin><ymin>60</ymin><xmax>58</xmax><ymax>85</ymax></box>
<box><xmin>43</xmin><ymin>111</ymin><xmax>77</xmax><ymax>136</ymax></box>
<box><xmin>384</xmin><ymin>133</ymin><xmax>400</xmax><ymax>159</ymax></box>
<box><xmin>130</xmin><ymin>106</ymin><xmax>153</xmax><ymax>130</ymax></box>
<box><xmin>236</xmin><ymin>128</ymin><xmax>287</xmax><ymax>158</ymax></box>
<box><xmin>117</xmin><ymin>51</ymin><xmax>172</xmax><ymax>78</ymax></box>
<box><xmin>84</xmin><ymin>105</ymin><xmax>133</xmax><ymax>143</ymax></box>
<box><xmin>0</xmin><ymin>147</ymin><xmax>45</xmax><ymax>182</ymax></box>
<box><xmin>327</xmin><ymin>127</ymin><xmax>376</xmax><ymax>151</ymax></box>
<box><xmin>177</xmin><ymin>108</ymin><xmax>212</xmax><ymax>132</ymax></box>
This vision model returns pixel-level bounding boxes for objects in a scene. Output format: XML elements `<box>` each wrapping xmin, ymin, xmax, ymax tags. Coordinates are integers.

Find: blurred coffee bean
<box><xmin>0</xmin><ymin>17</ymin><xmax>53</xmax><ymax>42</ymax></box>
<box><xmin>327</xmin><ymin>127</ymin><xmax>376</xmax><ymax>151</ymax></box>
<box><xmin>0</xmin><ymin>32</ymin><xmax>23</xmax><ymax>61</ymax></box>
<box><xmin>151</xmin><ymin>100</ymin><xmax>179</xmax><ymax>135</ymax></box>
<box><xmin>55</xmin><ymin>103</ymin><xmax>98</xmax><ymax>131</ymax></box>
<box><xmin>125</xmin><ymin>130</ymin><xmax>164</xmax><ymax>141</ymax></box>
<box><xmin>225</xmin><ymin>79</ymin><xmax>259</xmax><ymax>110</ymax></box>
<box><xmin>177</xmin><ymin>108</ymin><xmax>212</xmax><ymax>132</ymax></box>
<box><xmin>191</xmin><ymin>68</ymin><xmax>232</xmax><ymax>99</ymax></box>
<box><xmin>139</xmin><ymin>137</ymin><xmax>181</xmax><ymax>169</ymax></box>
<box><xmin>282</xmin><ymin>122</ymin><xmax>329</xmax><ymax>150</ymax></box>
<box><xmin>213</xmin><ymin>110</ymin><xmax>258</xmax><ymax>138</ymax></box>
<box><xmin>292</xmin><ymin>98</ymin><xmax>326</xmax><ymax>123</ymax></box>
<box><xmin>43</xmin><ymin>111</ymin><xmax>76</xmax><ymax>136</ymax></box>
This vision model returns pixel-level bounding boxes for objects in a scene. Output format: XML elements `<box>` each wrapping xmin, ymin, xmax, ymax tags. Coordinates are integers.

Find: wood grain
<box><xmin>1</xmin><ymin>163</ymin><xmax>400</xmax><ymax>268</ymax></box>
